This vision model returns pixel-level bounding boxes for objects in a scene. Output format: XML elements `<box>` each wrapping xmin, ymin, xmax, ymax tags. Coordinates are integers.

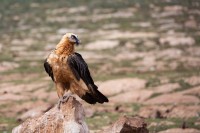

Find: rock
<box><xmin>195</xmin><ymin>119</ymin><xmax>200</xmax><ymax>126</ymax></box>
<box><xmin>0</xmin><ymin>101</ymin><xmax>51</xmax><ymax>118</ymax></box>
<box><xmin>139</xmin><ymin>56</ymin><xmax>156</xmax><ymax>68</ymax></box>
<box><xmin>158</xmin><ymin>128</ymin><xmax>200</xmax><ymax>133</ymax></box>
<box><xmin>185</xmin><ymin>76</ymin><xmax>200</xmax><ymax>86</ymax></box>
<box><xmin>146</xmin><ymin>93</ymin><xmax>199</xmax><ymax>105</ymax></box>
<box><xmin>78</xmin><ymin>51</ymin><xmax>109</xmax><ymax>60</ymax></box>
<box><xmin>99</xmin><ymin>116</ymin><xmax>148</xmax><ymax>133</ymax></box>
<box><xmin>0</xmin><ymin>82</ymin><xmax>47</xmax><ymax>95</ymax></box>
<box><xmin>115</xmin><ymin>51</ymin><xmax>145</xmax><ymax>60</ymax></box>
<box><xmin>158</xmin><ymin>22</ymin><xmax>182</xmax><ymax>31</ymax></box>
<box><xmin>139</xmin><ymin>105</ymin><xmax>200</xmax><ymax>118</ymax></box>
<box><xmin>157</xmin><ymin>48</ymin><xmax>182</xmax><ymax>59</ymax></box>
<box><xmin>152</xmin><ymin>7</ymin><xmax>182</xmax><ymax>18</ymax></box>
<box><xmin>110</xmin><ymin>90</ymin><xmax>153</xmax><ymax>103</ymax></box>
<box><xmin>152</xmin><ymin>83</ymin><xmax>180</xmax><ymax>93</ymax></box>
<box><xmin>17</xmin><ymin>101</ymin><xmax>51</xmax><ymax>113</ymax></box>
<box><xmin>105</xmin><ymin>31</ymin><xmax>158</xmax><ymax>39</ymax></box>
<box><xmin>131</xmin><ymin>22</ymin><xmax>152</xmax><ymax>28</ymax></box>
<box><xmin>181</xmin><ymin>86</ymin><xmax>200</xmax><ymax>97</ymax></box>
<box><xmin>186</xmin><ymin>47</ymin><xmax>200</xmax><ymax>57</ymax></box>
<box><xmin>0</xmin><ymin>62</ymin><xmax>19</xmax><ymax>72</ymax></box>
<box><xmin>98</xmin><ymin>78</ymin><xmax>146</xmax><ymax>96</ymax></box>
<box><xmin>125</xmin><ymin>41</ymin><xmax>136</xmax><ymax>49</ymax></box>
<box><xmin>68</xmin><ymin>6</ymin><xmax>87</xmax><ymax>14</ymax></box>
<box><xmin>10</xmin><ymin>46</ymin><xmax>26</xmax><ymax>52</ymax></box>
<box><xmin>156</xmin><ymin>18</ymin><xmax>175</xmax><ymax>25</ymax></box>
<box><xmin>139</xmin><ymin>105</ymin><xmax>170</xmax><ymax>118</ymax></box>
<box><xmin>57</xmin><ymin>28</ymin><xmax>87</xmax><ymax>35</ymax></box>
<box><xmin>148</xmin><ymin>121</ymin><xmax>174</xmax><ymax>128</ymax></box>
<box><xmin>102</xmin><ymin>23</ymin><xmax>119</xmax><ymax>29</ymax></box>
<box><xmin>12</xmin><ymin>96</ymin><xmax>89</xmax><ymax>133</ymax></box>
<box><xmin>0</xmin><ymin>43</ymin><xmax>2</xmax><ymax>52</ymax></box>
<box><xmin>14</xmin><ymin>51</ymin><xmax>46</xmax><ymax>61</ymax></box>
<box><xmin>159</xmin><ymin>36</ymin><xmax>195</xmax><ymax>46</ymax></box>
<box><xmin>164</xmin><ymin>5</ymin><xmax>184</xmax><ymax>12</ymax></box>
<box><xmin>185</xmin><ymin>18</ymin><xmax>197</xmax><ymax>29</ymax></box>
<box><xmin>0</xmin><ymin>123</ymin><xmax>8</xmax><ymax>131</ymax></box>
<box><xmin>135</xmin><ymin>57</ymin><xmax>167</xmax><ymax>72</ymax></box>
<box><xmin>180</xmin><ymin>57</ymin><xmax>200</xmax><ymax>68</ymax></box>
<box><xmin>85</xmin><ymin>40</ymin><xmax>119</xmax><ymax>50</ymax></box>
<box><xmin>143</xmin><ymin>40</ymin><xmax>156</xmax><ymax>48</ymax></box>
<box><xmin>0</xmin><ymin>93</ymin><xmax>29</xmax><ymax>103</ymax></box>
<box><xmin>166</xmin><ymin>105</ymin><xmax>200</xmax><ymax>118</ymax></box>
<box><xmin>92</xmin><ymin>10</ymin><xmax>134</xmax><ymax>21</ymax></box>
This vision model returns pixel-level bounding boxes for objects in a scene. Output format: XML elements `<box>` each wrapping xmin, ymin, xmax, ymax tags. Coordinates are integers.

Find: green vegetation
<box><xmin>0</xmin><ymin>116</ymin><xmax>18</xmax><ymax>133</ymax></box>
<box><xmin>86</xmin><ymin>111</ymin><xmax>120</xmax><ymax>130</ymax></box>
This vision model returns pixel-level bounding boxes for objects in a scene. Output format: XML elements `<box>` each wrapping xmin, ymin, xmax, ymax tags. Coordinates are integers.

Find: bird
<box><xmin>44</xmin><ymin>33</ymin><xmax>108</xmax><ymax>107</ymax></box>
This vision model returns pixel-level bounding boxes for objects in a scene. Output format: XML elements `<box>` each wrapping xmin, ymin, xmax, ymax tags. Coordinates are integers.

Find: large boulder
<box><xmin>99</xmin><ymin>116</ymin><xmax>148</xmax><ymax>133</ymax></box>
<box><xmin>12</xmin><ymin>96</ymin><xmax>89</xmax><ymax>133</ymax></box>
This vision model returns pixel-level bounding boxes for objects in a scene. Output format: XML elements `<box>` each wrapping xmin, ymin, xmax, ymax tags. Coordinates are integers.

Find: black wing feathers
<box><xmin>44</xmin><ymin>59</ymin><xmax>54</xmax><ymax>81</ymax></box>
<box><xmin>68</xmin><ymin>53</ymin><xmax>94</xmax><ymax>86</ymax></box>
<box><xmin>67</xmin><ymin>53</ymin><xmax>108</xmax><ymax>104</ymax></box>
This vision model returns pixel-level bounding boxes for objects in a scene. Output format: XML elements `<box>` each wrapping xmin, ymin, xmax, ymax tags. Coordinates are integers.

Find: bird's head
<box><xmin>62</xmin><ymin>33</ymin><xmax>80</xmax><ymax>46</ymax></box>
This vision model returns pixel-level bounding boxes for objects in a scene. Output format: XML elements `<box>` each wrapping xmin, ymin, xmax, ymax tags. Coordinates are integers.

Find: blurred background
<box><xmin>0</xmin><ymin>0</ymin><xmax>200</xmax><ymax>132</ymax></box>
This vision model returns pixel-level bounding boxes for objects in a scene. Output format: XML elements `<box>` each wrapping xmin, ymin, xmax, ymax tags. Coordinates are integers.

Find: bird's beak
<box><xmin>75</xmin><ymin>38</ymin><xmax>80</xmax><ymax>46</ymax></box>
<box><xmin>76</xmin><ymin>38</ymin><xmax>81</xmax><ymax>46</ymax></box>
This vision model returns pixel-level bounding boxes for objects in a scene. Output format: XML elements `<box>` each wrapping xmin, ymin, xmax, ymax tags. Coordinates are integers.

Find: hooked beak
<box><xmin>75</xmin><ymin>38</ymin><xmax>80</xmax><ymax>45</ymax></box>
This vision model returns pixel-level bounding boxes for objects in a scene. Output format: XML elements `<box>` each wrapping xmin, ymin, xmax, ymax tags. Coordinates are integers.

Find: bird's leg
<box><xmin>56</xmin><ymin>83</ymin><xmax>65</xmax><ymax>109</ymax></box>
<box><xmin>57</xmin><ymin>93</ymin><xmax>71</xmax><ymax>109</ymax></box>
<box><xmin>62</xmin><ymin>93</ymin><xmax>71</xmax><ymax>102</ymax></box>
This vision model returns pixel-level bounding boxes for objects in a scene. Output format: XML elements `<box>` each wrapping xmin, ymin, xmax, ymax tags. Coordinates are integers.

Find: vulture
<box><xmin>44</xmin><ymin>33</ymin><xmax>108</xmax><ymax>107</ymax></box>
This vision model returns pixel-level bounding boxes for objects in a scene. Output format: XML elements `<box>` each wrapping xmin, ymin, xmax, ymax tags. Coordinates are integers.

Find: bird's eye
<box><xmin>71</xmin><ymin>35</ymin><xmax>76</xmax><ymax>39</ymax></box>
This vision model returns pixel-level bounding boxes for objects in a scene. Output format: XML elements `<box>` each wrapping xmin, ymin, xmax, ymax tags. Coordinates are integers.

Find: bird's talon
<box><xmin>62</xmin><ymin>94</ymin><xmax>70</xmax><ymax>102</ymax></box>
<box><xmin>57</xmin><ymin>94</ymin><xmax>71</xmax><ymax>109</ymax></box>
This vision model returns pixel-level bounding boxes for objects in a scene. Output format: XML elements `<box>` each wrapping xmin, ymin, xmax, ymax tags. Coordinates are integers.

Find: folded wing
<box><xmin>44</xmin><ymin>59</ymin><xmax>54</xmax><ymax>81</ymax></box>
<box><xmin>67</xmin><ymin>52</ymin><xmax>108</xmax><ymax>104</ymax></box>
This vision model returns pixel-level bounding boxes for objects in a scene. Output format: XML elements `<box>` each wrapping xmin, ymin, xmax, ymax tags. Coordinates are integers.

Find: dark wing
<box><xmin>67</xmin><ymin>52</ymin><xmax>108</xmax><ymax>104</ymax></box>
<box><xmin>44</xmin><ymin>59</ymin><xmax>54</xmax><ymax>81</ymax></box>
<box><xmin>67</xmin><ymin>52</ymin><xmax>95</xmax><ymax>87</ymax></box>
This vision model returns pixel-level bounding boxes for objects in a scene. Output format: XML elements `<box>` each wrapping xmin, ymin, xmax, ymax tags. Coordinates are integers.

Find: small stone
<box><xmin>99</xmin><ymin>116</ymin><xmax>148</xmax><ymax>133</ymax></box>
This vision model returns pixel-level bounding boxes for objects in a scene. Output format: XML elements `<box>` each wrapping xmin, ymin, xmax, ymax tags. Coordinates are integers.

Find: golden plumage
<box><xmin>44</xmin><ymin>33</ymin><xmax>108</xmax><ymax>104</ymax></box>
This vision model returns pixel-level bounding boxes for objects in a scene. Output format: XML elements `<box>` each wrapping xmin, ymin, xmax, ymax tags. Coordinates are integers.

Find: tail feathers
<box><xmin>81</xmin><ymin>92</ymin><xmax>97</xmax><ymax>104</ymax></box>
<box><xmin>89</xmin><ymin>84</ymin><xmax>109</xmax><ymax>104</ymax></box>
<box><xmin>94</xmin><ymin>89</ymin><xmax>109</xmax><ymax>103</ymax></box>
<box><xmin>81</xmin><ymin>84</ymin><xmax>109</xmax><ymax>104</ymax></box>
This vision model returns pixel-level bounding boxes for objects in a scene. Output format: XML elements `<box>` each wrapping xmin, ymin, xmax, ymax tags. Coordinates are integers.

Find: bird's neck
<box><xmin>55</xmin><ymin>40</ymin><xmax>74</xmax><ymax>56</ymax></box>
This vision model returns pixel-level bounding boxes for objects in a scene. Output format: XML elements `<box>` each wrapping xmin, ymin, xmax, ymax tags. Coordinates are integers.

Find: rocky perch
<box><xmin>12</xmin><ymin>96</ymin><xmax>148</xmax><ymax>133</ymax></box>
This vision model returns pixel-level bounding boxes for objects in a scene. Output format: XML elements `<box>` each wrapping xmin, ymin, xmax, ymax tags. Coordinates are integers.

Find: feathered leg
<box><xmin>56</xmin><ymin>83</ymin><xmax>70</xmax><ymax>109</ymax></box>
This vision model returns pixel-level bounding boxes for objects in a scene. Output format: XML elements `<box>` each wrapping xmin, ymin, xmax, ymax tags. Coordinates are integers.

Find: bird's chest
<box><xmin>49</xmin><ymin>53</ymin><xmax>72</xmax><ymax>81</ymax></box>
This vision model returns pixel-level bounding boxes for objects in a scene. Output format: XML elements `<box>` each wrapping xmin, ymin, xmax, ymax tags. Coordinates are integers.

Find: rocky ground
<box><xmin>0</xmin><ymin>0</ymin><xmax>200</xmax><ymax>132</ymax></box>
